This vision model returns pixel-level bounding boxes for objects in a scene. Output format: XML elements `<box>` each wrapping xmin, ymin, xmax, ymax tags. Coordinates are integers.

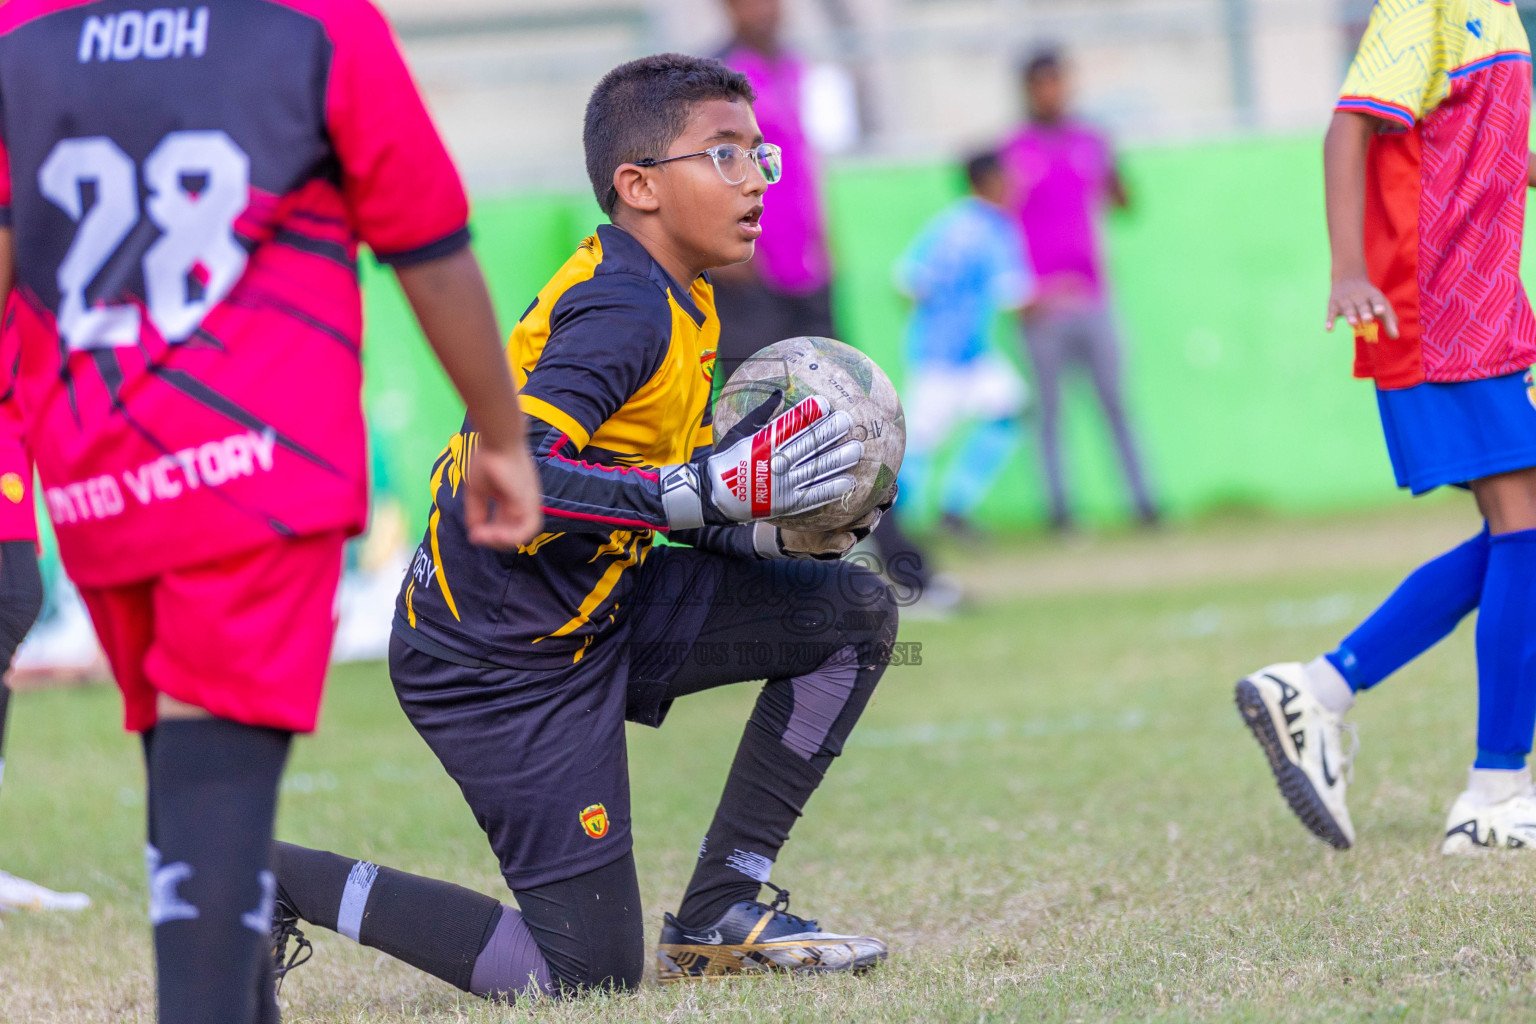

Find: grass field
<box><xmin>7</xmin><ymin>500</ymin><xmax>1536</xmax><ymax>1023</ymax></box>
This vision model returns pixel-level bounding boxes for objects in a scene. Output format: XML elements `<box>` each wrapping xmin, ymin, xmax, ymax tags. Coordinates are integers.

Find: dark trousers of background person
<box><xmin>1022</xmin><ymin>306</ymin><xmax>1156</xmax><ymax>527</ymax></box>
<box><xmin>711</xmin><ymin>276</ymin><xmax>836</xmax><ymax>377</ymax></box>
<box><xmin>714</xmin><ymin>275</ymin><xmax>937</xmax><ymax>593</ymax></box>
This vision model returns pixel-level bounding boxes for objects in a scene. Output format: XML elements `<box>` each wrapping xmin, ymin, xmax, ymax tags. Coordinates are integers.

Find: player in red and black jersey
<box><xmin>0</xmin><ymin>2</ymin><xmax>541</xmax><ymax>1020</ymax></box>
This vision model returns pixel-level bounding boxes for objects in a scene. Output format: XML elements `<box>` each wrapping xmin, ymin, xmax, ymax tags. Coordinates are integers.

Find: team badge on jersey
<box><xmin>701</xmin><ymin>348</ymin><xmax>717</xmax><ymax>384</ymax></box>
<box><xmin>1</xmin><ymin>473</ymin><xmax>24</xmax><ymax>504</ymax></box>
<box><xmin>1525</xmin><ymin>368</ymin><xmax>1536</xmax><ymax>411</ymax></box>
<box><xmin>580</xmin><ymin>803</ymin><xmax>609</xmax><ymax>839</ymax></box>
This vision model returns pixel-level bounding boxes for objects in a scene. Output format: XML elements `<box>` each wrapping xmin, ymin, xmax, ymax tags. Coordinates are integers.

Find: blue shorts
<box><xmin>1377</xmin><ymin>370</ymin><xmax>1536</xmax><ymax>495</ymax></box>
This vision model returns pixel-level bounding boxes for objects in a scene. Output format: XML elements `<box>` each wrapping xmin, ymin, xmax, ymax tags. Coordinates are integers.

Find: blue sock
<box><xmin>1325</xmin><ymin>527</ymin><xmax>1489</xmax><ymax>691</ymax></box>
<box><xmin>940</xmin><ymin>418</ymin><xmax>1021</xmax><ymax>519</ymax></box>
<box><xmin>1474</xmin><ymin>529</ymin><xmax>1536</xmax><ymax>771</ymax></box>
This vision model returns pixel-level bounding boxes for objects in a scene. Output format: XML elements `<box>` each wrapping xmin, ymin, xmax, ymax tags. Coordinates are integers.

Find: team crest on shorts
<box><xmin>1526</xmin><ymin>368</ymin><xmax>1536</xmax><ymax>411</ymax></box>
<box><xmin>0</xmin><ymin>473</ymin><xmax>23</xmax><ymax>504</ymax></box>
<box><xmin>580</xmin><ymin>803</ymin><xmax>609</xmax><ymax>839</ymax></box>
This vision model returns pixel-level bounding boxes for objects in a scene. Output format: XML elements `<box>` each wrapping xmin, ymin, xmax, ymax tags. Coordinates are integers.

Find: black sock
<box><xmin>676</xmin><ymin>714</ymin><xmax>824</xmax><ymax>929</ymax></box>
<box><xmin>677</xmin><ymin>640</ymin><xmax>889</xmax><ymax>930</ymax></box>
<box><xmin>0</xmin><ymin>540</ymin><xmax>43</xmax><ymax>669</ymax></box>
<box><xmin>147</xmin><ymin>719</ymin><xmax>290</xmax><ymax>1024</ymax></box>
<box><xmin>273</xmin><ymin>842</ymin><xmax>504</xmax><ymax>992</ymax></box>
<box><xmin>253</xmin><ymin>953</ymin><xmax>280</xmax><ymax>1024</ymax></box>
<box><xmin>0</xmin><ymin>541</ymin><xmax>43</xmax><ymax>782</ymax></box>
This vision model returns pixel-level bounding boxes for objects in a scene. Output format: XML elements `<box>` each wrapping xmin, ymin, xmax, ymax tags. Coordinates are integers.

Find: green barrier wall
<box><xmin>361</xmin><ymin>135</ymin><xmax>1426</xmax><ymax>534</ymax></box>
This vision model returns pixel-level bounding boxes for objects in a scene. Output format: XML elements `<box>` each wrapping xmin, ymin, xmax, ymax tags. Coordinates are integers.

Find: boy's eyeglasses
<box><xmin>636</xmin><ymin>143</ymin><xmax>783</xmax><ymax>186</ymax></box>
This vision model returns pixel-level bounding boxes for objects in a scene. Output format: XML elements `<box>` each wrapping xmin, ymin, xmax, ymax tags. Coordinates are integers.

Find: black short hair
<box><xmin>1021</xmin><ymin>46</ymin><xmax>1062</xmax><ymax>82</ymax></box>
<box><xmin>584</xmin><ymin>53</ymin><xmax>757</xmax><ymax>217</ymax></box>
<box><xmin>964</xmin><ymin>150</ymin><xmax>1002</xmax><ymax>190</ymax></box>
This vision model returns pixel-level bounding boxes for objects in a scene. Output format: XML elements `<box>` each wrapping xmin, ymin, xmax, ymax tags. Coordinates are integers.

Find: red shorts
<box><xmin>79</xmin><ymin>531</ymin><xmax>346</xmax><ymax>733</ymax></box>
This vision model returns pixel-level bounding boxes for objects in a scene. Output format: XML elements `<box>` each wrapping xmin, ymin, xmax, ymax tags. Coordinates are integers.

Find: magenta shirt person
<box><xmin>1000</xmin><ymin>50</ymin><xmax>1154</xmax><ymax>531</ymax></box>
<box><xmin>719</xmin><ymin>43</ymin><xmax>832</xmax><ymax>296</ymax></box>
<box><xmin>998</xmin><ymin>122</ymin><xmax>1115</xmax><ymax>302</ymax></box>
<box><xmin>709</xmin><ymin>0</ymin><xmax>839</xmax><ymax>373</ymax></box>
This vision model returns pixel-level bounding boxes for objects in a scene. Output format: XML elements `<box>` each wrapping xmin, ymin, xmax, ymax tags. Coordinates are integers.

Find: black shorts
<box><xmin>390</xmin><ymin>545</ymin><xmax>893</xmax><ymax>891</ymax></box>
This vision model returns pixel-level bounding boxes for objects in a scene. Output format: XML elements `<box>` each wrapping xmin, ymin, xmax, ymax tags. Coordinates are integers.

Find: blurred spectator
<box><xmin>713</xmin><ymin>0</ymin><xmax>836</xmax><ymax>372</ymax></box>
<box><xmin>894</xmin><ymin>152</ymin><xmax>1033</xmax><ymax>536</ymax></box>
<box><xmin>1001</xmin><ymin>49</ymin><xmax>1157</xmax><ymax>531</ymax></box>
<box><xmin>713</xmin><ymin>0</ymin><xmax>953</xmax><ymax>613</ymax></box>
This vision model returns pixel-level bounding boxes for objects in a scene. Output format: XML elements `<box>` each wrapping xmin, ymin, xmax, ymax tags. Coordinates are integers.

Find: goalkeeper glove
<box><xmin>660</xmin><ymin>395</ymin><xmax>862</xmax><ymax>529</ymax></box>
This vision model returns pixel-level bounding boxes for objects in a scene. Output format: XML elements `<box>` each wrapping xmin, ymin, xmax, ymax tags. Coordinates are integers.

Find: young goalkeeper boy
<box><xmin>1236</xmin><ymin>0</ymin><xmax>1536</xmax><ymax>854</ymax></box>
<box><xmin>271</xmin><ymin>53</ymin><xmax>898</xmax><ymax>1000</ymax></box>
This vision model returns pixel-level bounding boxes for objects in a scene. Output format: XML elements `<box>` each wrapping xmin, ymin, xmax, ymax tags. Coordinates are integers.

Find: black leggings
<box><xmin>514</xmin><ymin>855</ymin><xmax>645</xmax><ymax>994</ymax></box>
<box><xmin>0</xmin><ymin>540</ymin><xmax>42</xmax><ymax>669</ymax></box>
<box><xmin>513</xmin><ymin>554</ymin><xmax>897</xmax><ymax>992</ymax></box>
<box><xmin>297</xmin><ymin>553</ymin><xmax>898</xmax><ymax>998</ymax></box>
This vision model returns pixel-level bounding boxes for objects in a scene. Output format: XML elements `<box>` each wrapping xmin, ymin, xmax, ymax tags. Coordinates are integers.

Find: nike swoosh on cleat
<box><xmin>683</xmin><ymin>930</ymin><xmax>724</xmax><ymax>944</ymax></box>
<box><xmin>1446</xmin><ymin>820</ymin><xmax>1490</xmax><ymax>847</ymax></box>
<box><xmin>1319</xmin><ymin>734</ymin><xmax>1338</xmax><ymax>788</ymax></box>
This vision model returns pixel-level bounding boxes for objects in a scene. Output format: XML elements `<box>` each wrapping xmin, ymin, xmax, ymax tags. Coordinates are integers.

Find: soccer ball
<box><xmin>714</xmin><ymin>337</ymin><xmax>905</xmax><ymax>531</ymax></box>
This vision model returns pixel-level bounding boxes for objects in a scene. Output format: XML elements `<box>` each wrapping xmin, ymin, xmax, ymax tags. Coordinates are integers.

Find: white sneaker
<box><xmin>0</xmin><ymin>870</ymin><xmax>91</xmax><ymax>912</ymax></box>
<box><xmin>1234</xmin><ymin>663</ymin><xmax>1357</xmax><ymax>849</ymax></box>
<box><xmin>902</xmin><ymin>573</ymin><xmax>963</xmax><ymax>621</ymax></box>
<box><xmin>1441</xmin><ymin>768</ymin><xmax>1536</xmax><ymax>854</ymax></box>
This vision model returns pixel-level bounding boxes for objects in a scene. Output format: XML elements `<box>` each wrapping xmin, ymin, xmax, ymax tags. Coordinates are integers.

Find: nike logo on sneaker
<box><xmin>683</xmin><ymin>930</ymin><xmax>724</xmax><ymax>944</ymax></box>
<box><xmin>1320</xmin><ymin>734</ymin><xmax>1339</xmax><ymax>788</ymax></box>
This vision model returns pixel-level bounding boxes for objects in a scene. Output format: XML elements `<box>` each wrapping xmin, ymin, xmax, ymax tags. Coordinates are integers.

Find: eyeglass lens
<box><xmin>710</xmin><ymin>144</ymin><xmax>782</xmax><ymax>186</ymax></box>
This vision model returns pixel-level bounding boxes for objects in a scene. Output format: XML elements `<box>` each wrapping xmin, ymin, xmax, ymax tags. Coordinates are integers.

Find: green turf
<box><xmin>6</xmin><ymin>505</ymin><xmax>1536</xmax><ymax>1022</ymax></box>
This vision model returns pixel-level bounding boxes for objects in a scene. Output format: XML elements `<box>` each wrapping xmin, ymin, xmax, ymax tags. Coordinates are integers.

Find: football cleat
<box><xmin>0</xmin><ymin>869</ymin><xmax>90</xmax><ymax>913</ymax></box>
<box><xmin>656</xmin><ymin>884</ymin><xmax>887</xmax><ymax>982</ymax></box>
<box><xmin>269</xmin><ymin>894</ymin><xmax>313</xmax><ymax>994</ymax></box>
<box><xmin>1441</xmin><ymin>770</ymin><xmax>1536</xmax><ymax>854</ymax></box>
<box><xmin>1235</xmin><ymin>662</ymin><xmax>1357</xmax><ymax>849</ymax></box>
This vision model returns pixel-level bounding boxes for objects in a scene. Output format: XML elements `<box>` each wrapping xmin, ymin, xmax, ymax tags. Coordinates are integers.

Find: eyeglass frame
<box><xmin>632</xmin><ymin>142</ymin><xmax>783</xmax><ymax>187</ymax></box>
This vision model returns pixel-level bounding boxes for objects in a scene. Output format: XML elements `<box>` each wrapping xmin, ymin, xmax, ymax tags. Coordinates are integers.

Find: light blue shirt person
<box><xmin>894</xmin><ymin>195</ymin><xmax>1034</xmax><ymax>368</ymax></box>
<box><xmin>890</xmin><ymin>157</ymin><xmax>1035</xmax><ymax>532</ymax></box>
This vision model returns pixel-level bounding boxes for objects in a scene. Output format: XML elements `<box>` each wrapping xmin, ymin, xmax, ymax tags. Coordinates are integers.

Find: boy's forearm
<box><xmin>395</xmin><ymin>248</ymin><xmax>526</xmax><ymax>450</ymax></box>
<box><xmin>1323</xmin><ymin>111</ymin><xmax>1375</xmax><ymax>281</ymax></box>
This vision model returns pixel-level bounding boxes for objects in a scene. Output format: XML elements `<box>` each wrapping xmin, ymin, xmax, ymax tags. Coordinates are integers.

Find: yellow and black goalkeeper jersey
<box><xmin>395</xmin><ymin>224</ymin><xmax>756</xmax><ymax>666</ymax></box>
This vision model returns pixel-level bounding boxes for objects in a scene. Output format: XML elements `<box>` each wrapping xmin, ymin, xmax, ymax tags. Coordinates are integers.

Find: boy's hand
<box><xmin>463</xmin><ymin>438</ymin><xmax>543</xmax><ymax>550</ymax></box>
<box><xmin>1327</xmin><ymin>277</ymin><xmax>1398</xmax><ymax>339</ymax></box>
<box><xmin>766</xmin><ymin>481</ymin><xmax>896</xmax><ymax>560</ymax></box>
<box><xmin>659</xmin><ymin>396</ymin><xmax>862</xmax><ymax>528</ymax></box>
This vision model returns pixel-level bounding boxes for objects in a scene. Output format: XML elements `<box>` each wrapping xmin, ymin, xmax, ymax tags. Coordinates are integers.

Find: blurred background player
<box><xmin>713</xmin><ymin>0</ymin><xmax>836</xmax><ymax>371</ymax></box>
<box><xmin>714</xmin><ymin>0</ymin><xmax>940</xmax><ymax>607</ymax></box>
<box><xmin>894</xmin><ymin>150</ymin><xmax>1033</xmax><ymax>537</ymax></box>
<box><xmin>1001</xmin><ymin>48</ymin><xmax>1157</xmax><ymax>532</ymax></box>
<box><xmin>0</xmin><ymin>1</ymin><xmax>541</xmax><ymax>1021</ymax></box>
<box><xmin>0</xmin><ymin>315</ymin><xmax>88</xmax><ymax>916</ymax></box>
<box><xmin>1235</xmin><ymin>0</ymin><xmax>1536</xmax><ymax>855</ymax></box>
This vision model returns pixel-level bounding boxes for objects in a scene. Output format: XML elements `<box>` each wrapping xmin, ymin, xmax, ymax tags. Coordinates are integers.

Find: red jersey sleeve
<box><xmin>325</xmin><ymin>0</ymin><xmax>469</xmax><ymax>265</ymax></box>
